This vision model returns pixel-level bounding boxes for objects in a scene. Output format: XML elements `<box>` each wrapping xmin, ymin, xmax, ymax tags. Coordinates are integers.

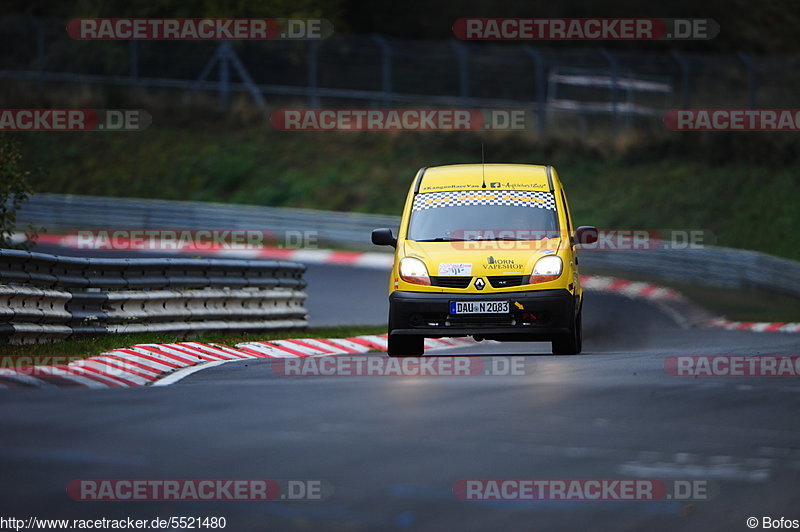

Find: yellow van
<box><xmin>372</xmin><ymin>164</ymin><xmax>597</xmax><ymax>357</ymax></box>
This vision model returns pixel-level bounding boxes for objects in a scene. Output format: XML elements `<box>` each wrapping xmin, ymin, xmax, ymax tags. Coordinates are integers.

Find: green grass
<box><xmin>0</xmin><ymin>325</ymin><xmax>386</xmax><ymax>366</ymax></box>
<box><xmin>17</xmin><ymin>125</ymin><xmax>800</xmax><ymax>261</ymax></box>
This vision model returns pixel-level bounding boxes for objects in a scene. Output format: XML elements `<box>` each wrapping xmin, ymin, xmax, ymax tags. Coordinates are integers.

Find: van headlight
<box><xmin>399</xmin><ymin>257</ymin><xmax>431</xmax><ymax>286</ymax></box>
<box><xmin>530</xmin><ymin>256</ymin><xmax>562</xmax><ymax>284</ymax></box>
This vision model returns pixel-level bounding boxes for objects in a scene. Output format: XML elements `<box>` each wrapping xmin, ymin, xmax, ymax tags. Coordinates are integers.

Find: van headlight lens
<box><xmin>399</xmin><ymin>257</ymin><xmax>431</xmax><ymax>286</ymax></box>
<box><xmin>530</xmin><ymin>256</ymin><xmax>562</xmax><ymax>284</ymax></box>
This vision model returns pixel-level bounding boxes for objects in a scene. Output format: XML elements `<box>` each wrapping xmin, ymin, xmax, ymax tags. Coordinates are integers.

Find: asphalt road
<box><xmin>2</xmin><ymin>247</ymin><xmax>800</xmax><ymax>531</ymax></box>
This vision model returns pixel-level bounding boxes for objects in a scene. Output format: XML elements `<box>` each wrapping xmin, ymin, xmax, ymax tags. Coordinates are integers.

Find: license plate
<box><xmin>450</xmin><ymin>300</ymin><xmax>509</xmax><ymax>314</ymax></box>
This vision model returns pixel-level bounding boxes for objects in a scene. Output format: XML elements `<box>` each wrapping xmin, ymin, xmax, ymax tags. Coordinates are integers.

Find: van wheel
<box><xmin>552</xmin><ymin>309</ymin><xmax>582</xmax><ymax>355</ymax></box>
<box><xmin>388</xmin><ymin>334</ymin><xmax>424</xmax><ymax>357</ymax></box>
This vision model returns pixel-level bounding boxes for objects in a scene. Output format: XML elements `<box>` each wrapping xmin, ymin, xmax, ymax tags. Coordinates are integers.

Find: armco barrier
<box><xmin>577</xmin><ymin>246</ymin><xmax>800</xmax><ymax>299</ymax></box>
<box><xmin>13</xmin><ymin>194</ymin><xmax>800</xmax><ymax>297</ymax></box>
<box><xmin>16</xmin><ymin>193</ymin><xmax>399</xmax><ymax>250</ymax></box>
<box><xmin>0</xmin><ymin>249</ymin><xmax>308</xmax><ymax>344</ymax></box>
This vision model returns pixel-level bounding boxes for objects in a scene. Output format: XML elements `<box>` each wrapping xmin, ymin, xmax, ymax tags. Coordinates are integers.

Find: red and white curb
<box><xmin>580</xmin><ymin>275</ymin><xmax>800</xmax><ymax>334</ymax></box>
<box><xmin>0</xmin><ymin>335</ymin><xmax>477</xmax><ymax>389</ymax></box>
<box><xmin>705</xmin><ymin>318</ymin><xmax>800</xmax><ymax>334</ymax></box>
<box><xmin>31</xmin><ymin>236</ymin><xmax>800</xmax><ymax>335</ymax></box>
<box><xmin>577</xmin><ymin>275</ymin><xmax>683</xmax><ymax>301</ymax></box>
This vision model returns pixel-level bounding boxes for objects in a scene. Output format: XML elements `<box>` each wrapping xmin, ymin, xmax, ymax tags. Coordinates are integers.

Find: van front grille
<box><xmin>430</xmin><ymin>276</ymin><xmax>472</xmax><ymax>289</ymax></box>
<box><xmin>487</xmin><ymin>275</ymin><xmax>529</xmax><ymax>288</ymax></box>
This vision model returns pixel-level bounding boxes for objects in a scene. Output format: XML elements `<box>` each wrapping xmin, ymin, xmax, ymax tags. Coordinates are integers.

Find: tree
<box><xmin>0</xmin><ymin>134</ymin><xmax>38</xmax><ymax>249</ymax></box>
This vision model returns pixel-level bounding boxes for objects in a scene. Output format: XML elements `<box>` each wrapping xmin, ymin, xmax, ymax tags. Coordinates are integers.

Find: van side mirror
<box><xmin>575</xmin><ymin>226</ymin><xmax>598</xmax><ymax>245</ymax></box>
<box><xmin>372</xmin><ymin>228</ymin><xmax>397</xmax><ymax>247</ymax></box>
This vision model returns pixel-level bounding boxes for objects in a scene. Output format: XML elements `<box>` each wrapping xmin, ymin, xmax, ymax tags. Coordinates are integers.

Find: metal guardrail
<box><xmin>17</xmin><ymin>193</ymin><xmax>399</xmax><ymax>251</ymax></box>
<box><xmin>14</xmin><ymin>194</ymin><xmax>800</xmax><ymax>299</ymax></box>
<box><xmin>0</xmin><ymin>248</ymin><xmax>308</xmax><ymax>344</ymax></box>
<box><xmin>578</xmin><ymin>247</ymin><xmax>800</xmax><ymax>299</ymax></box>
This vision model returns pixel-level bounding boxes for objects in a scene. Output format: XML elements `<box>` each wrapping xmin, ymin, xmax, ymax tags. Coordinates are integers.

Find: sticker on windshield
<box><xmin>412</xmin><ymin>190</ymin><xmax>556</xmax><ymax>211</ymax></box>
<box><xmin>438</xmin><ymin>262</ymin><xmax>473</xmax><ymax>276</ymax></box>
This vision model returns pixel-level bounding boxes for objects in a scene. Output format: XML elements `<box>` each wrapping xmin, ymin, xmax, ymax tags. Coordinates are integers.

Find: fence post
<box><xmin>308</xmin><ymin>40</ymin><xmax>320</xmax><ymax>107</ymax></box>
<box><xmin>32</xmin><ymin>18</ymin><xmax>45</xmax><ymax>90</ymax></box>
<box><xmin>737</xmin><ymin>52</ymin><xmax>758</xmax><ymax>109</ymax></box>
<box><xmin>371</xmin><ymin>35</ymin><xmax>392</xmax><ymax>107</ymax></box>
<box><xmin>670</xmin><ymin>50</ymin><xmax>691</xmax><ymax>108</ymax></box>
<box><xmin>225</xmin><ymin>44</ymin><xmax>268</xmax><ymax>110</ymax></box>
<box><xmin>599</xmin><ymin>48</ymin><xmax>619</xmax><ymax>133</ymax></box>
<box><xmin>218</xmin><ymin>42</ymin><xmax>230</xmax><ymax>112</ymax></box>
<box><xmin>192</xmin><ymin>43</ymin><xmax>223</xmax><ymax>93</ymax></box>
<box><xmin>449</xmin><ymin>41</ymin><xmax>470</xmax><ymax>106</ymax></box>
<box><xmin>129</xmin><ymin>40</ymin><xmax>139</xmax><ymax>84</ymax></box>
<box><xmin>522</xmin><ymin>46</ymin><xmax>547</xmax><ymax>137</ymax></box>
<box><xmin>190</xmin><ymin>43</ymin><xmax>265</xmax><ymax>111</ymax></box>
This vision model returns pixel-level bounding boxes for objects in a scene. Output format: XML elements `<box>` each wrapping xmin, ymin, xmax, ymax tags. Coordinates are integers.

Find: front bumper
<box><xmin>389</xmin><ymin>289</ymin><xmax>578</xmax><ymax>341</ymax></box>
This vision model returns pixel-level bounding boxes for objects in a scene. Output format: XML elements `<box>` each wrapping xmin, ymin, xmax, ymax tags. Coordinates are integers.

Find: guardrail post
<box><xmin>308</xmin><ymin>40</ymin><xmax>320</xmax><ymax>107</ymax></box>
<box><xmin>522</xmin><ymin>45</ymin><xmax>547</xmax><ymax>137</ymax></box>
<box><xmin>670</xmin><ymin>50</ymin><xmax>691</xmax><ymax>108</ymax></box>
<box><xmin>372</xmin><ymin>34</ymin><xmax>393</xmax><ymax>107</ymax></box>
<box><xmin>449</xmin><ymin>41</ymin><xmax>470</xmax><ymax>106</ymax></box>
<box><xmin>737</xmin><ymin>52</ymin><xmax>758</xmax><ymax>109</ymax></box>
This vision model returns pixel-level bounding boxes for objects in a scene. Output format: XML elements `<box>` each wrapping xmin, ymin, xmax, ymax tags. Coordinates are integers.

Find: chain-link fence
<box><xmin>1</xmin><ymin>16</ymin><xmax>799</xmax><ymax>135</ymax></box>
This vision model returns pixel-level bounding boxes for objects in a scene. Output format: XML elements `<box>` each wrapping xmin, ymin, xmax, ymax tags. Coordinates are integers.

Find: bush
<box><xmin>0</xmin><ymin>134</ymin><xmax>37</xmax><ymax>249</ymax></box>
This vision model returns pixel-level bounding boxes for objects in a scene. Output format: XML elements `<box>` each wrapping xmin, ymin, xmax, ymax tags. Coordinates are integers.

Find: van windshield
<box><xmin>407</xmin><ymin>190</ymin><xmax>560</xmax><ymax>242</ymax></box>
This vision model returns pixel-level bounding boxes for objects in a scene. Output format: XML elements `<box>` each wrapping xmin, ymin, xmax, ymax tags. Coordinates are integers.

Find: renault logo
<box><xmin>474</xmin><ymin>278</ymin><xmax>485</xmax><ymax>290</ymax></box>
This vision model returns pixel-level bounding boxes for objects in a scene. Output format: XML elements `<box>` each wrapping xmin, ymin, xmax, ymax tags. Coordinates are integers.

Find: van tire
<box><xmin>552</xmin><ymin>309</ymin><xmax>582</xmax><ymax>355</ymax></box>
<box><xmin>388</xmin><ymin>334</ymin><xmax>424</xmax><ymax>357</ymax></box>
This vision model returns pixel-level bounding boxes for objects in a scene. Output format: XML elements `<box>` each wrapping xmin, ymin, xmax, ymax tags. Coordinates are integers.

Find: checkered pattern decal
<box><xmin>412</xmin><ymin>190</ymin><xmax>556</xmax><ymax>211</ymax></box>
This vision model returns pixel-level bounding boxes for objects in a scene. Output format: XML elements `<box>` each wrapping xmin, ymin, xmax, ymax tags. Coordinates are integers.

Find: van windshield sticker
<box><xmin>412</xmin><ymin>190</ymin><xmax>556</xmax><ymax>211</ymax></box>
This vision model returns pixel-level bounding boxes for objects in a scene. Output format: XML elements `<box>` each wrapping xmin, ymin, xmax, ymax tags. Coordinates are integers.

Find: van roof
<box><xmin>417</xmin><ymin>164</ymin><xmax>552</xmax><ymax>193</ymax></box>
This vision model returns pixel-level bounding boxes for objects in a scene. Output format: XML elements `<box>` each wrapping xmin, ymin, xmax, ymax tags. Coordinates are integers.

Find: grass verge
<box><xmin>0</xmin><ymin>325</ymin><xmax>386</xmax><ymax>366</ymax></box>
<box><xmin>16</xmin><ymin>125</ymin><xmax>800</xmax><ymax>261</ymax></box>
